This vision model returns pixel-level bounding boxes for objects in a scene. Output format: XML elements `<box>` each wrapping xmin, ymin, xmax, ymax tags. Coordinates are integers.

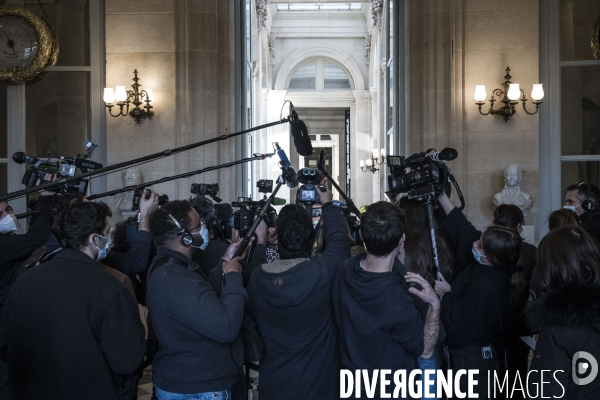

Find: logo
<box><xmin>572</xmin><ymin>351</ymin><xmax>598</xmax><ymax>386</ymax></box>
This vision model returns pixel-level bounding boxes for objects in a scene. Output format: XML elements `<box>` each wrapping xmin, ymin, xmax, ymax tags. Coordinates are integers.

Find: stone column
<box><xmin>354</xmin><ymin>90</ymin><xmax>372</xmax><ymax>207</ymax></box>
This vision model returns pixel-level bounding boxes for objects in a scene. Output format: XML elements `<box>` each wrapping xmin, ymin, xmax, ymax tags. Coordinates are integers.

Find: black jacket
<box><xmin>579</xmin><ymin>209</ymin><xmax>600</xmax><ymax>243</ymax></box>
<box><xmin>146</xmin><ymin>246</ymin><xmax>247</xmax><ymax>394</ymax></box>
<box><xmin>526</xmin><ymin>284</ymin><xmax>600</xmax><ymax>399</ymax></box>
<box><xmin>104</xmin><ymin>230</ymin><xmax>153</xmax><ymax>278</ymax></box>
<box><xmin>333</xmin><ymin>255</ymin><xmax>424</xmax><ymax>381</ymax></box>
<box><xmin>246</xmin><ymin>202</ymin><xmax>350</xmax><ymax>400</ymax></box>
<box><xmin>0</xmin><ymin>195</ymin><xmax>54</xmax><ymax>322</ymax></box>
<box><xmin>0</xmin><ymin>249</ymin><xmax>146</xmax><ymax>400</ymax></box>
<box><xmin>439</xmin><ymin>208</ymin><xmax>510</xmax><ymax>349</ymax></box>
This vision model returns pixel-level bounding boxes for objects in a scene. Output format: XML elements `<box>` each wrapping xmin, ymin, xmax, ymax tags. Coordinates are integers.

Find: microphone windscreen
<box><xmin>291</xmin><ymin>120</ymin><xmax>313</xmax><ymax>157</ymax></box>
<box><xmin>272</xmin><ymin>197</ymin><xmax>287</xmax><ymax>206</ymax></box>
<box><xmin>12</xmin><ymin>152</ymin><xmax>25</xmax><ymax>164</ymax></box>
<box><xmin>439</xmin><ymin>148</ymin><xmax>458</xmax><ymax>161</ymax></box>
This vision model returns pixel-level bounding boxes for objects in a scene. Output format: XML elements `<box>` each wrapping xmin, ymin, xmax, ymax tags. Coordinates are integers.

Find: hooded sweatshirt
<box><xmin>246</xmin><ymin>202</ymin><xmax>350</xmax><ymax>400</ymax></box>
<box><xmin>332</xmin><ymin>254</ymin><xmax>424</xmax><ymax>377</ymax></box>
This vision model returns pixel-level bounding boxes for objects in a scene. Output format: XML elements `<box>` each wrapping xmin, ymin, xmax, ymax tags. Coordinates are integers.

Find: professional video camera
<box><xmin>191</xmin><ymin>183</ymin><xmax>222</xmax><ymax>203</ymax></box>
<box><xmin>386</xmin><ymin>148</ymin><xmax>459</xmax><ymax>201</ymax></box>
<box><xmin>232</xmin><ymin>196</ymin><xmax>278</xmax><ymax>238</ymax></box>
<box><xmin>297</xmin><ymin>168</ymin><xmax>325</xmax><ymax>204</ymax></box>
<box><xmin>13</xmin><ymin>140</ymin><xmax>103</xmax><ymax>194</ymax></box>
<box><xmin>256</xmin><ymin>179</ymin><xmax>273</xmax><ymax>194</ymax></box>
<box><xmin>131</xmin><ymin>188</ymin><xmax>169</xmax><ymax>211</ymax></box>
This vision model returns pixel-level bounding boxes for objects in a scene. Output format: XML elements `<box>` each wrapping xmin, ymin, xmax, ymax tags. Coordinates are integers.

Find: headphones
<box><xmin>578</xmin><ymin>182</ymin><xmax>595</xmax><ymax>211</ymax></box>
<box><xmin>167</xmin><ymin>213</ymin><xmax>194</xmax><ymax>246</ymax></box>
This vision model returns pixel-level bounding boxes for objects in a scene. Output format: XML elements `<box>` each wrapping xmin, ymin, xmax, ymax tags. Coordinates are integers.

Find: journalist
<box><xmin>190</xmin><ymin>196</ymin><xmax>229</xmax><ymax>276</ymax></box>
<box><xmin>332</xmin><ymin>201</ymin><xmax>440</xmax><ymax>399</ymax></box>
<box><xmin>146</xmin><ymin>200</ymin><xmax>246</xmax><ymax>399</ymax></box>
<box><xmin>526</xmin><ymin>226</ymin><xmax>600</xmax><ymax>400</ymax></box>
<box><xmin>563</xmin><ymin>182</ymin><xmax>600</xmax><ymax>242</ymax></box>
<box><xmin>246</xmin><ymin>182</ymin><xmax>350</xmax><ymax>400</ymax></box>
<box><xmin>435</xmin><ymin>192</ymin><xmax>524</xmax><ymax>398</ymax></box>
<box><xmin>0</xmin><ymin>201</ymin><xmax>146</xmax><ymax>399</ymax></box>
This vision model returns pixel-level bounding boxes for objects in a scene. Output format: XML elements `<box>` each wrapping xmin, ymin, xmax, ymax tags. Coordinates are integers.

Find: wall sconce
<box><xmin>360</xmin><ymin>149</ymin><xmax>386</xmax><ymax>173</ymax></box>
<box><xmin>474</xmin><ymin>66</ymin><xmax>544</xmax><ymax>122</ymax></box>
<box><xmin>104</xmin><ymin>69</ymin><xmax>154</xmax><ymax>123</ymax></box>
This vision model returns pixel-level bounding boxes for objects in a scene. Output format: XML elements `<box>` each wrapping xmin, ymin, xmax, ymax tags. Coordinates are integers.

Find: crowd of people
<box><xmin>0</xmin><ymin>176</ymin><xmax>599</xmax><ymax>400</ymax></box>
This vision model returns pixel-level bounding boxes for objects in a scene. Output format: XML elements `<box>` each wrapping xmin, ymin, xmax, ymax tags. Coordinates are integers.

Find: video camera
<box><xmin>191</xmin><ymin>183</ymin><xmax>222</xmax><ymax>203</ymax></box>
<box><xmin>297</xmin><ymin>168</ymin><xmax>325</xmax><ymax>204</ymax></box>
<box><xmin>131</xmin><ymin>188</ymin><xmax>169</xmax><ymax>211</ymax></box>
<box><xmin>256</xmin><ymin>179</ymin><xmax>273</xmax><ymax>194</ymax></box>
<box><xmin>232</xmin><ymin>196</ymin><xmax>278</xmax><ymax>238</ymax></box>
<box><xmin>386</xmin><ymin>148</ymin><xmax>458</xmax><ymax>201</ymax></box>
<box><xmin>14</xmin><ymin>140</ymin><xmax>103</xmax><ymax>194</ymax></box>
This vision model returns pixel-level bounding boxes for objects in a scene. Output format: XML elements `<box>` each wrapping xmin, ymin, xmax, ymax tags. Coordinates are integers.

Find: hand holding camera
<box><xmin>316</xmin><ymin>178</ymin><xmax>332</xmax><ymax>204</ymax></box>
<box><xmin>405</xmin><ymin>272</ymin><xmax>440</xmax><ymax>309</ymax></box>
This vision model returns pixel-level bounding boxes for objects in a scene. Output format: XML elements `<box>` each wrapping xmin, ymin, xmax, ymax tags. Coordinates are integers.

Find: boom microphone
<box><xmin>66</xmin><ymin>157</ymin><xmax>104</xmax><ymax>171</ymax></box>
<box><xmin>289</xmin><ymin>102</ymin><xmax>313</xmax><ymax>157</ymax></box>
<box><xmin>430</xmin><ymin>148</ymin><xmax>458</xmax><ymax>162</ymax></box>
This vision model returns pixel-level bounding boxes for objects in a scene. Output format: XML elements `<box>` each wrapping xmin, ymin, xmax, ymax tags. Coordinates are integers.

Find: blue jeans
<box><xmin>155</xmin><ymin>386</ymin><xmax>230</xmax><ymax>400</ymax></box>
<box><xmin>418</xmin><ymin>344</ymin><xmax>443</xmax><ymax>400</ymax></box>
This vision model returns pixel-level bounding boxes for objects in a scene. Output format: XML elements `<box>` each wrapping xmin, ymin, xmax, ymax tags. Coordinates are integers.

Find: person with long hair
<box><xmin>529</xmin><ymin>208</ymin><xmax>581</xmax><ymax>301</ymax></box>
<box><xmin>526</xmin><ymin>226</ymin><xmax>600</xmax><ymax>399</ymax></box>
<box><xmin>397</xmin><ymin>197</ymin><xmax>453</xmax><ymax>400</ymax></box>
<box><xmin>490</xmin><ymin>204</ymin><xmax>536</xmax><ymax>399</ymax></box>
<box><xmin>435</xmin><ymin>193</ymin><xmax>525</xmax><ymax>399</ymax></box>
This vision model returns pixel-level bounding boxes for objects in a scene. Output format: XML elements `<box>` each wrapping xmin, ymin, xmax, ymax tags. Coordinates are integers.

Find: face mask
<box><xmin>313</xmin><ymin>221</ymin><xmax>319</xmax><ymax>230</ymax></box>
<box><xmin>0</xmin><ymin>214</ymin><xmax>17</xmax><ymax>234</ymax></box>
<box><xmin>93</xmin><ymin>233</ymin><xmax>112</xmax><ymax>261</ymax></box>
<box><xmin>472</xmin><ymin>242</ymin><xmax>491</xmax><ymax>266</ymax></box>
<box><xmin>190</xmin><ymin>224</ymin><xmax>209</xmax><ymax>251</ymax></box>
<box><xmin>563</xmin><ymin>205</ymin><xmax>580</xmax><ymax>214</ymax></box>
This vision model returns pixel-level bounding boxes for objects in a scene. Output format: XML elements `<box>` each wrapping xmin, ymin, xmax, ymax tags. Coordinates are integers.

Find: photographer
<box><xmin>563</xmin><ymin>182</ymin><xmax>600</xmax><ymax>242</ymax></box>
<box><xmin>246</xmin><ymin>182</ymin><xmax>350</xmax><ymax>400</ymax></box>
<box><xmin>0</xmin><ymin>202</ymin><xmax>146</xmax><ymax>399</ymax></box>
<box><xmin>190</xmin><ymin>196</ymin><xmax>230</xmax><ymax>276</ymax></box>
<box><xmin>332</xmin><ymin>201</ymin><xmax>441</xmax><ymax>399</ymax></box>
<box><xmin>146</xmin><ymin>200</ymin><xmax>247</xmax><ymax>399</ymax></box>
<box><xmin>435</xmin><ymin>192</ymin><xmax>524</xmax><ymax>398</ymax></box>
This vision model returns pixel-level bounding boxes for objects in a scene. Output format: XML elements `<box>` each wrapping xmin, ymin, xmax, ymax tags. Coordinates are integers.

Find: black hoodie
<box><xmin>332</xmin><ymin>254</ymin><xmax>424</xmax><ymax>376</ymax></box>
<box><xmin>246</xmin><ymin>202</ymin><xmax>350</xmax><ymax>400</ymax></box>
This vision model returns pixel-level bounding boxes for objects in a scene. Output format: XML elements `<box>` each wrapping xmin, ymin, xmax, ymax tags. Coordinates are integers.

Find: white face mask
<box><xmin>0</xmin><ymin>214</ymin><xmax>17</xmax><ymax>234</ymax></box>
<box><xmin>563</xmin><ymin>204</ymin><xmax>581</xmax><ymax>215</ymax></box>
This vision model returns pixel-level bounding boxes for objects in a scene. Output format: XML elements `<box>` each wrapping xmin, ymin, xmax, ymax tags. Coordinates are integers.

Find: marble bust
<box><xmin>493</xmin><ymin>164</ymin><xmax>533</xmax><ymax>216</ymax></box>
<box><xmin>114</xmin><ymin>167</ymin><xmax>142</xmax><ymax>212</ymax></box>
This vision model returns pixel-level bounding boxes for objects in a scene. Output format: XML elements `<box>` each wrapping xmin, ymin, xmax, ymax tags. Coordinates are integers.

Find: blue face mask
<box><xmin>563</xmin><ymin>204</ymin><xmax>580</xmax><ymax>214</ymax></box>
<box><xmin>472</xmin><ymin>242</ymin><xmax>490</xmax><ymax>266</ymax></box>
<box><xmin>93</xmin><ymin>233</ymin><xmax>112</xmax><ymax>261</ymax></box>
<box><xmin>190</xmin><ymin>223</ymin><xmax>210</xmax><ymax>251</ymax></box>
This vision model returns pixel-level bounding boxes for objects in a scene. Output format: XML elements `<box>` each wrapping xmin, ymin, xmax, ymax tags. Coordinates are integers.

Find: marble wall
<box><xmin>105</xmin><ymin>0</ymin><xmax>236</xmax><ymax>220</ymax></box>
<box><xmin>410</xmin><ymin>0</ymin><xmax>540</xmax><ymax>239</ymax></box>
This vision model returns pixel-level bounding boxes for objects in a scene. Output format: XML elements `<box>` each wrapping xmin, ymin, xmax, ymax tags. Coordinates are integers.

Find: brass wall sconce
<box><xmin>360</xmin><ymin>149</ymin><xmax>386</xmax><ymax>173</ymax></box>
<box><xmin>103</xmin><ymin>69</ymin><xmax>154</xmax><ymax>123</ymax></box>
<box><xmin>474</xmin><ymin>66</ymin><xmax>544</xmax><ymax>122</ymax></box>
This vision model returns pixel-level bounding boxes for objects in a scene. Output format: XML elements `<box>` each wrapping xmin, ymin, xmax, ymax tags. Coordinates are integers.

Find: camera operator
<box><xmin>435</xmin><ymin>192</ymin><xmax>524</xmax><ymax>398</ymax></box>
<box><xmin>146</xmin><ymin>200</ymin><xmax>247</xmax><ymax>399</ymax></box>
<box><xmin>246</xmin><ymin>182</ymin><xmax>351</xmax><ymax>400</ymax></box>
<box><xmin>0</xmin><ymin>202</ymin><xmax>146</xmax><ymax>399</ymax></box>
<box><xmin>332</xmin><ymin>201</ymin><xmax>441</xmax><ymax>399</ymax></box>
<box><xmin>563</xmin><ymin>182</ymin><xmax>600</xmax><ymax>242</ymax></box>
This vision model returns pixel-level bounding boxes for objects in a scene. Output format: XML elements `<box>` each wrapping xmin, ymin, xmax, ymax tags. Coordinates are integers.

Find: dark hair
<box><xmin>536</xmin><ymin>226</ymin><xmax>600</xmax><ymax>292</ymax></box>
<box><xmin>58</xmin><ymin>202</ymin><xmax>112</xmax><ymax>250</ymax></box>
<box><xmin>111</xmin><ymin>217</ymin><xmax>137</xmax><ymax>252</ymax></box>
<box><xmin>566</xmin><ymin>182</ymin><xmax>600</xmax><ymax>209</ymax></box>
<box><xmin>482</xmin><ymin>225</ymin><xmax>524</xmax><ymax>308</ymax></box>
<box><xmin>276</xmin><ymin>208</ymin><xmax>315</xmax><ymax>259</ymax></box>
<box><xmin>190</xmin><ymin>196</ymin><xmax>216</xmax><ymax>233</ymax></box>
<box><xmin>50</xmin><ymin>193</ymin><xmax>86</xmax><ymax>237</ymax></box>
<box><xmin>361</xmin><ymin>201</ymin><xmax>405</xmax><ymax>257</ymax></box>
<box><xmin>150</xmin><ymin>200</ymin><xmax>194</xmax><ymax>246</ymax></box>
<box><xmin>493</xmin><ymin>204</ymin><xmax>524</xmax><ymax>230</ymax></box>
<box><xmin>398</xmin><ymin>197</ymin><xmax>453</xmax><ymax>285</ymax></box>
<box><xmin>548</xmin><ymin>208</ymin><xmax>580</xmax><ymax>231</ymax></box>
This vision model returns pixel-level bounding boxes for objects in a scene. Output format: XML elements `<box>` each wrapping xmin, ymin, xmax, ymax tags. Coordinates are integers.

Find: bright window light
<box><xmin>277</xmin><ymin>3</ymin><xmax>362</xmax><ymax>11</ymax></box>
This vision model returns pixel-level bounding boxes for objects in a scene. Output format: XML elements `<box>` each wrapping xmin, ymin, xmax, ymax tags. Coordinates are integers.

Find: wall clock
<box><xmin>0</xmin><ymin>4</ymin><xmax>58</xmax><ymax>85</ymax></box>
